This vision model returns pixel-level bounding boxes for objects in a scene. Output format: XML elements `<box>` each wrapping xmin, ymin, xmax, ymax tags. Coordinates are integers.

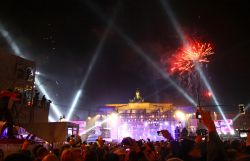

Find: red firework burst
<box><xmin>170</xmin><ymin>41</ymin><xmax>214</xmax><ymax>74</ymax></box>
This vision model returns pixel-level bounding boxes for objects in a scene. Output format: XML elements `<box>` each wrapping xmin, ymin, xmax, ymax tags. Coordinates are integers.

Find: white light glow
<box><xmin>175</xmin><ymin>111</ymin><xmax>185</xmax><ymax>120</ymax></box>
<box><xmin>66</xmin><ymin>90</ymin><xmax>82</xmax><ymax>121</ymax></box>
<box><xmin>119</xmin><ymin>123</ymin><xmax>130</xmax><ymax>138</ymax></box>
<box><xmin>109</xmin><ymin>113</ymin><xmax>119</xmax><ymax>127</ymax></box>
<box><xmin>35</xmin><ymin>78</ymin><xmax>62</xmax><ymax>117</ymax></box>
<box><xmin>65</xmin><ymin>14</ymin><xmax>113</xmax><ymax>120</ymax></box>
<box><xmin>196</xmin><ymin>66</ymin><xmax>231</xmax><ymax>130</ymax></box>
<box><xmin>48</xmin><ymin>116</ymin><xmax>56</xmax><ymax>122</ymax></box>
<box><xmin>81</xmin><ymin>117</ymin><xmax>109</xmax><ymax>135</ymax></box>
<box><xmin>0</xmin><ymin>22</ymin><xmax>61</xmax><ymax>122</ymax></box>
<box><xmin>164</xmin><ymin>121</ymin><xmax>169</xmax><ymax>126</ymax></box>
<box><xmin>0</xmin><ymin>23</ymin><xmax>25</xmax><ymax>58</ymax></box>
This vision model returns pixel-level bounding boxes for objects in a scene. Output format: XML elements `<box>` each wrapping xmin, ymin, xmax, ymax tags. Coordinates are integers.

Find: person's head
<box><xmin>113</xmin><ymin>148</ymin><xmax>126</xmax><ymax>161</ymax></box>
<box><xmin>42</xmin><ymin>153</ymin><xmax>59</xmax><ymax>161</ymax></box>
<box><xmin>105</xmin><ymin>153</ymin><xmax>119</xmax><ymax>161</ymax></box>
<box><xmin>180</xmin><ymin>139</ymin><xmax>201</xmax><ymax>159</ymax></box>
<box><xmin>36</xmin><ymin>147</ymin><xmax>49</xmax><ymax>160</ymax></box>
<box><xmin>166</xmin><ymin>157</ymin><xmax>183</xmax><ymax>161</ymax></box>
<box><xmin>121</xmin><ymin>137</ymin><xmax>133</xmax><ymax>146</ymax></box>
<box><xmin>52</xmin><ymin>149</ymin><xmax>60</xmax><ymax>158</ymax></box>
<box><xmin>71</xmin><ymin>148</ymin><xmax>82</xmax><ymax>161</ymax></box>
<box><xmin>33</xmin><ymin>145</ymin><xmax>44</xmax><ymax>157</ymax></box>
<box><xmin>231</xmin><ymin>140</ymin><xmax>242</xmax><ymax>152</ymax></box>
<box><xmin>0</xmin><ymin>149</ymin><xmax>4</xmax><ymax>161</ymax></box>
<box><xmin>4</xmin><ymin>153</ymin><xmax>31</xmax><ymax>161</ymax></box>
<box><xmin>84</xmin><ymin>150</ymin><xmax>98</xmax><ymax>161</ymax></box>
<box><xmin>60</xmin><ymin>149</ymin><xmax>73</xmax><ymax>161</ymax></box>
<box><xmin>59</xmin><ymin>145</ymin><xmax>71</xmax><ymax>156</ymax></box>
<box><xmin>168</xmin><ymin>141</ymin><xmax>181</xmax><ymax>157</ymax></box>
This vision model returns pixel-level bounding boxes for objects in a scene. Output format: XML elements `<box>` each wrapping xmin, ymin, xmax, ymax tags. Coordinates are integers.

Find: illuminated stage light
<box><xmin>175</xmin><ymin>110</ymin><xmax>185</xmax><ymax>120</ymax></box>
<box><xmin>35</xmin><ymin>71</ymin><xmax>40</xmax><ymax>75</ymax></box>
<box><xmin>120</xmin><ymin>123</ymin><xmax>130</xmax><ymax>138</ymax></box>
<box><xmin>206</xmin><ymin>91</ymin><xmax>212</xmax><ymax>97</ymax></box>
<box><xmin>81</xmin><ymin>113</ymin><xmax>120</xmax><ymax>135</ymax></box>
<box><xmin>109</xmin><ymin>113</ymin><xmax>119</xmax><ymax>127</ymax></box>
<box><xmin>88</xmin><ymin>117</ymin><xmax>91</xmax><ymax>120</ymax></box>
<box><xmin>230</xmin><ymin>130</ymin><xmax>235</xmax><ymax>135</ymax></box>
<box><xmin>66</xmin><ymin>90</ymin><xmax>82</xmax><ymax>121</ymax></box>
<box><xmin>164</xmin><ymin>121</ymin><xmax>169</xmax><ymax>126</ymax></box>
<box><xmin>80</xmin><ymin>117</ymin><xmax>110</xmax><ymax>135</ymax></box>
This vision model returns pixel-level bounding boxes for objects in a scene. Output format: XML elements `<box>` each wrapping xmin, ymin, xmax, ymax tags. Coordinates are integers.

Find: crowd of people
<box><xmin>0</xmin><ymin>108</ymin><xmax>250</xmax><ymax>161</ymax></box>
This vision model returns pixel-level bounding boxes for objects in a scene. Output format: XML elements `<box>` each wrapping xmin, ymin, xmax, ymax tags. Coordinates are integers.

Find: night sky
<box><xmin>0</xmin><ymin>0</ymin><xmax>250</xmax><ymax>119</ymax></box>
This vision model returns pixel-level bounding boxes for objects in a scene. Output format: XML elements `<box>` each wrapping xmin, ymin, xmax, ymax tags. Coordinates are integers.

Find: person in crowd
<box><xmin>34</xmin><ymin>147</ymin><xmax>49</xmax><ymax>161</ymax></box>
<box><xmin>180</xmin><ymin>127</ymin><xmax>188</xmax><ymax>139</ymax></box>
<box><xmin>42</xmin><ymin>153</ymin><xmax>59</xmax><ymax>161</ymax></box>
<box><xmin>2</xmin><ymin>107</ymin><xmax>250</xmax><ymax>161</ymax></box>
<box><xmin>198</xmin><ymin>108</ymin><xmax>227</xmax><ymax>161</ymax></box>
<box><xmin>84</xmin><ymin>150</ymin><xmax>98</xmax><ymax>161</ymax></box>
<box><xmin>4</xmin><ymin>153</ymin><xmax>31</xmax><ymax>161</ymax></box>
<box><xmin>33</xmin><ymin>91</ymin><xmax>40</xmax><ymax>107</ymax></box>
<box><xmin>41</xmin><ymin>95</ymin><xmax>46</xmax><ymax>108</ymax></box>
<box><xmin>0</xmin><ymin>149</ymin><xmax>4</xmax><ymax>161</ymax></box>
<box><xmin>60</xmin><ymin>149</ymin><xmax>73</xmax><ymax>161</ymax></box>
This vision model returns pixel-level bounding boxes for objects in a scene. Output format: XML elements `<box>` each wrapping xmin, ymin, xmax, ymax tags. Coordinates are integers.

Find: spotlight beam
<box><xmin>66</xmin><ymin>90</ymin><xmax>82</xmax><ymax>121</ymax></box>
<box><xmin>127</xmin><ymin>39</ymin><xmax>197</xmax><ymax>105</ymax></box>
<box><xmin>159</xmin><ymin>0</ymin><xmax>230</xmax><ymax>126</ymax></box>
<box><xmin>159</xmin><ymin>0</ymin><xmax>187</xmax><ymax>45</ymax></box>
<box><xmin>85</xmin><ymin>1</ymin><xmax>197</xmax><ymax>106</ymax></box>
<box><xmin>0</xmin><ymin>22</ymin><xmax>61</xmax><ymax>121</ymax></box>
<box><xmin>48</xmin><ymin>115</ymin><xmax>56</xmax><ymax>122</ymax></box>
<box><xmin>65</xmin><ymin>3</ymin><xmax>121</xmax><ymax>121</ymax></box>
<box><xmin>0</xmin><ymin>22</ymin><xmax>26</xmax><ymax>58</ymax></box>
<box><xmin>80</xmin><ymin>116</ymin><xmax>111</xmax><ymax>135</ymax></box>
<box><xmin>35</xmin><ymin>78</ymin><xmax>62</xmax><ymax>117</ymax></box>
<box><xmin>196</xmin><ymin>66</ymin><xmax>231</xmax><ymax>129</ymax></box>
<box><xmin>65</xmin><ymin>50</ymin><xmax>99</xmax><ymax>121</ymax></box>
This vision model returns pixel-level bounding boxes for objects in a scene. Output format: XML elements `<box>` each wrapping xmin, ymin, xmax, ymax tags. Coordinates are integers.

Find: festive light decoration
<box><xmin>170</xmin><ymin>41</ymin><xmax>214</xmax><ymax>74</ymax></box>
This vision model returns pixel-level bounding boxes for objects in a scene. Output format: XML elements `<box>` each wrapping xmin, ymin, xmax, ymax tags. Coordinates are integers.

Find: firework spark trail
<box><xmin>170</xmin><ymin>41</ymin><xmax>214</xmax><ymax>74</ymax></box>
